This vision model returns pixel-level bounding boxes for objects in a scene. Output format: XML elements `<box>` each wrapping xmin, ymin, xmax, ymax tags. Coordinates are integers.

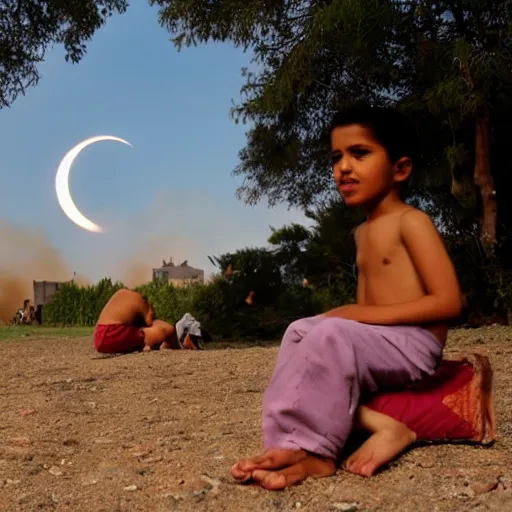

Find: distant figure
<box><xmin>35</xmin><ymin>305</ymin><xmax>43</xmax><ymax>325</ymax></box>
<box><xmin>22</xmin><ymin>299</ymin><xmax>34</xmax><ymax>325</ymax></box>
<box><xmin>93</xmin><ymin>289</ymin><xmax>178</xmax><ymax>354</ymax></box>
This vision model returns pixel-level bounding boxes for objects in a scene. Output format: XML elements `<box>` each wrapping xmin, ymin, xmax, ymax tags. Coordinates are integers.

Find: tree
<box><xmin>208</xmin><ymin>247</ymin><xmax>284</xmax><ymax>306</ymax></box>
<box><xmin>267</xmin><ymin>223</ymin><xmax>312</xmax><ymax>284</ymax></box>
<box><xmin>0</xmin><ymin>0</ymin><xmax>128</xmax><ymax>108</ymax></box>
<box><xmin>151</xmin><ymin>0</ymin><xmax>512</xmax><ymax>254</ymax></box>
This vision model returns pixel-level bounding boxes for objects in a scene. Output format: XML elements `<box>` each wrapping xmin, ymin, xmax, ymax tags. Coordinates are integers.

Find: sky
<box><xmin>0</xmin><ymin>1</ymin><xmax>313</xmax><ymax>292</ymax></box>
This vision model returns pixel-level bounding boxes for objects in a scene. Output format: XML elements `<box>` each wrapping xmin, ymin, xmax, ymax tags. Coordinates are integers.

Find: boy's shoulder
<box><xmin>352</xmin><ymin>206</ymin><xmax>437</xmax><ymax>241</ymax></box>
<box><xmin>398</xmin><ymin>206</ymin><xmax>437</xmax><ymax>232</ymax></box>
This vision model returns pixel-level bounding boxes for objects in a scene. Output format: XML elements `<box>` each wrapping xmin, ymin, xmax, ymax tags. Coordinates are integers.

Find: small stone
<box><xmin>124</xmin><ymin>485</ymin><xmax>138</xmax><ymax>492</ymax></box>
<box><xmin>444</xmin><ymin>469</ymin><xmax>465</xmax><ymax>478</ymax></box>
<box><xmin>49</xmin><ymin>466</ymin><xmax>63</xmax><ymax>477</ymax></box>
<box><xmin>142</xmin><ymin>456</ymin><xmax>163</xmax><ymax>463</ymax></box>
<box><xmin>94</xmin><ymin>438</ymin><xmax>113</xmax><ymax>445</ymax></box>
<box><xmin>6</xmin><ymin>479</ymin><xmax>21</xmax><ymax>486</ymax></box>
<box><xmin>498</xmin><ymin>475</ymin><xmax>511</xmax><ymax>490</ymax></box>
<box><xmin>295</xmin><ymin>501</ymin><xmax>302</xmax><ymax>508</ymax></box>
<box><xmin>332</xmin><ymin>503</ymin><xmax>358</xmax><ymax>512</ymax></box>
<box><xmin>81</xmin><ymin>476</ymin><xmax>99</xmax><ymax>486</ymax></box>
<box><xmin>471</xmin><ymin>480</ymin><xmax>499</xmax><ymax>495</ymax></box>
<box><xmin>9</xmin><ymin>437</ymin><xmax>30</xmax><ymax>447</ymax></box>
<box><xmin>201</xmin><ymin>475</ymin><xmax>221</xmax><ymax>492</ymax></box>
<box><xmin>456</xmin><ymin>489</ymin><xmax>475</xmax><ymax>500</ymax></box>
<box><xmin>22</xmin><ymin>409</ymin><xmax>36</xmax><ymax>416</ymax></box>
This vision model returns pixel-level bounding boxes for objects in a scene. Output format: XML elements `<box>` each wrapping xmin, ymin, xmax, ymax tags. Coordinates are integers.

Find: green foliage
<box><xmin>445</xmin><ymin>233</ymin><xmax>512</xmax><ymax>325</ymax></box>
<box><xmin>0</xmin><ymin>0</ymin><xmax>128</xmax><ymax>108</ymax></box>
<box><xmin>43</xmin><ymin>210</ymin><xmax>512</xmax><ymax>337</ymax></box>
<box><xmin>152</xmin><ymin>0</ymin><xmax>512</xmax><ymax>254</ymax></box>
<box><xmin>44</xmin><ymin>278</ymin><xmax>124</xmax><ymax>326</ymax></box>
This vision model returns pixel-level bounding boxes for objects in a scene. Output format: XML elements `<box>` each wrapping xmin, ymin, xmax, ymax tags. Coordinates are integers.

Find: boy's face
<box><xmin>330</xmin><ymin>124</ymin><xmax>411</xmax><ymax>207</ymax></box>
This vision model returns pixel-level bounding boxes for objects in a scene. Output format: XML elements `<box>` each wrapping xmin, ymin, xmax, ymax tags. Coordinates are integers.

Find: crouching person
<box><xmin>94</xmin><ymin>289</ymin><xmax>177</xmax><ymax>353</ymax></box>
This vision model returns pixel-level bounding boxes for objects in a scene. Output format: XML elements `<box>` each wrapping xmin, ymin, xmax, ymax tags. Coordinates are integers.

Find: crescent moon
<box><xmin>55</xmin><ymin>135</ymin><xmax>132</xmax><ymax>233</ymax></box>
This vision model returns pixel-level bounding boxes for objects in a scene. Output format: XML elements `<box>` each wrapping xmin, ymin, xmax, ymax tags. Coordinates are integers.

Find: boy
<box><xmin>231</xmin><ymin>105</ymin><xmax>462</xmax><ymax>490</ymax></box>
<box><xmin>94</xmin><ymin>288</ymin><xmax>178</xmax><ymax>353</ymax></box>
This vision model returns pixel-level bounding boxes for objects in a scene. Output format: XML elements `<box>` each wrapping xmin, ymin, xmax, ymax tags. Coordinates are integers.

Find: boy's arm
<box><xmin>324</xmin><ymin>210</ymin><xmax>462</xmax><ymax>325</ymax></box>
<box><xmin>356</xmin><ymin>271</ymin><xmax>366</xmax><ymax>306</ymax></box>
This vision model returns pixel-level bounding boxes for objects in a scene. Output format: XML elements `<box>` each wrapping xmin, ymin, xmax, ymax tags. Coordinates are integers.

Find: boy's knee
<box><xmin>313</xmin><ymin>318</ymin><xmax>357</xmax><ymax>347</ymax></box>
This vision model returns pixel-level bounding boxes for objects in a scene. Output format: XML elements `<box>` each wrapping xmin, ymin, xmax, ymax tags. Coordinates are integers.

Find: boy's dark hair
<box><xmin>329</xmin><ymin>104</ymin><xmax>419</xmax><ymax>166</ymax></box>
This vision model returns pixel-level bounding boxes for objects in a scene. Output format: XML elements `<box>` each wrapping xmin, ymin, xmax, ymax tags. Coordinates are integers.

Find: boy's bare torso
<box><xmin>96</xmin><ymin>289</ymin><xmax>149</xmax><ymax>327</ymax></box>
<box><xmin>355</xmin><ymin>206</ymin><xmax>447</xmax><ymax>343</ymax></box>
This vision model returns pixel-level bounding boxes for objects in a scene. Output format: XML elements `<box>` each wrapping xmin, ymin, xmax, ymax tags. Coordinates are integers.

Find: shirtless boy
<box><xmin>231</xmin><ymin>105</ymin><xmax>462</xmax><ymax>490</ymax></box>
<box><xmin>94</xmin><ymin>289</ymin><xmax>178</xmax><ymax>353</ymax></box>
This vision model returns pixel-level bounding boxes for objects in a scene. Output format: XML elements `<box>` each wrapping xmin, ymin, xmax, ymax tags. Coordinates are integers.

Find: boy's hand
<box><xmin>322</xmin><ymin>305</ymin><xmax>361</xmax><ymax>321</ymax></box>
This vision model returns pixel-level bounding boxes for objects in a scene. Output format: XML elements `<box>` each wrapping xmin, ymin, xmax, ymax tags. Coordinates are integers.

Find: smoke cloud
<box><xmin>0</xmin><ymin>220</ymin><xmax>72</xmax><ymax>323</ymax></box>
<box><xmin>0</xmin><ymin>188</ymin><xmax>309</xmax><ymax>323</ymax></box>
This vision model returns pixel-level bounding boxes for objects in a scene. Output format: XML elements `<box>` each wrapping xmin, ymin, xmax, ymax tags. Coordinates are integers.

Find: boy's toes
<box><xmin>231</xmin><ymin>463</ymin><xmax>252</xmax><ymax>482</ymax></box>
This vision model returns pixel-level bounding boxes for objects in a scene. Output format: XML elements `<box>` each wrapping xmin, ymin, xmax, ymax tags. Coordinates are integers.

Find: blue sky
<box><xmin>0</xmin><ymin>2</ymin><xmax>312</xmax><ymax>286</ymax></box>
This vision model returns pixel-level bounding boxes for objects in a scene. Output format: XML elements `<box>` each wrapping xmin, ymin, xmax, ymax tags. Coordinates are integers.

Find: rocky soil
<box><xmin>1</xmin><ymin>326</ymin><xmax>511</xmax><ymax>511</ymax></box>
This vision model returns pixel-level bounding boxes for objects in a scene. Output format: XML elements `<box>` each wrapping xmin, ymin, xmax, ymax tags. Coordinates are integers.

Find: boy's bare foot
<box><xmin>343</xmin><ymin>425</ymin><xmax>416</xmax><ymax>477</ymax></box>
<box><xmin>231</xmin><ymin>448</ymin><xmax>336</xmax><ymax>490</ymax></box>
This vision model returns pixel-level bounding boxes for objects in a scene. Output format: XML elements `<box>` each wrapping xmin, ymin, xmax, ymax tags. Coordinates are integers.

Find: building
<box><xmin>33</xmin><ymin>280</ymin><xmax>65</xmax><ymax>307</ymax></box>
<box><xmin>152</xmin><ymin>258</ymin><xmax>204</xmax><ymax>287</ymax></box>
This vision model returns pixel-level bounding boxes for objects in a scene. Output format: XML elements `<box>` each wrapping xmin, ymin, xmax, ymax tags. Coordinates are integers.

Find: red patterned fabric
<box><xmin>364</xmin><ymin>353</ymin><xmax>496</xmax><ymax>444</ymax></box>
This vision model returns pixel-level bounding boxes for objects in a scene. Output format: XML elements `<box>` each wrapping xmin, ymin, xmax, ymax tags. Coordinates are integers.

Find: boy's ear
<box><xmin>393</xmin><ymin>156</ymin><xmax>413</xmax><ymax>184</ymax></box>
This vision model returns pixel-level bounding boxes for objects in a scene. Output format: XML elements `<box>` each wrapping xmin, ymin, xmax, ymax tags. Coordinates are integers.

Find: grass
<box><xmin>0</xmin><ymin>325</ymin><xmax>94</xmax><ymax>340</ymax></box>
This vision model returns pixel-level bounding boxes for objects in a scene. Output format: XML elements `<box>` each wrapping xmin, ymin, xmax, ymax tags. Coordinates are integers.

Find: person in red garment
<box><xmin>93</xmin><ymin>289</ymin><xmax>183</xmax><ymax>353</ymax></box>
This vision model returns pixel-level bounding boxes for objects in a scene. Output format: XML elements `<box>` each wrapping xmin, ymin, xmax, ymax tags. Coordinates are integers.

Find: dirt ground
<box><xmin>1</xmin><ymin>326</ymin><xmax>511</xmax><ymax>512</ymax></box>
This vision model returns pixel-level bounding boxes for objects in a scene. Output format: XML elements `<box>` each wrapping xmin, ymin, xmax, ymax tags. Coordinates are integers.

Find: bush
<box><xmin>44</xmin><ymin>278</ymin><xmax>124</xmax><ymax>325</ymax></box>
<box><xmin>42</xmin><ymin>272</ymin><xmax>359</xmax><ymax>340</ymax></box>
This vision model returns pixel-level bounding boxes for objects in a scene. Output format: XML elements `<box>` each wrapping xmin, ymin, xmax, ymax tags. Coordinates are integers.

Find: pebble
<box><xmin>133</xmin><ymin>451</ymin><xmax>150</xmax><ymax>458</ymax></box>
<box><xmin>9</xmin><ymin>437</ymin><xmax>30</xmax><ymax>447</ymax></box>
<box><xmin>498</xmin><ymin>475</ymin><xmax>511</xmax><ymax>490</ymax></box>
<box><xmin>124</xmin><ymin>485</ymin><xmax>138</xmax><ymax>492</ymax></box>
<box><xmin>332</xmin><ymin>503</ymin><xmax>358</xmax><ymax>512</ymax></box>
<box><xmin>142</xmin><ymin>456</ymin><xmax>163</xmax><ymax>463</ymax></box>
<box><xmin>471</xmin><ymin>479</ymin><xmax>499</xmax><ymax>495</ymax></box>
<box><xmin>201</xmin><ymin>475</ymin><xmax>221</xmax><ymax>490</ymax></box>
<box><xmin>81</xmin><ymin>476</ymin><xmax>99</xmax><ymax>486</ymax></box>
<box><xmin>48</xmin><ymin>466</ymin><xmax>63</xmax><ymax>477</ymax></box>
